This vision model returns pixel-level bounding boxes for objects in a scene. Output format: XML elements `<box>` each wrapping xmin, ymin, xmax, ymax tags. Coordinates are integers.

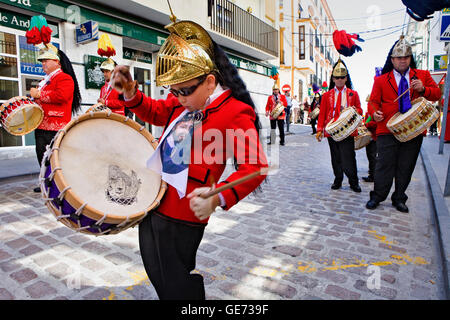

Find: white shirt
<box><xmin>393</xmin><ymin>68</ymin><xmax>410</xmax><ymax>89</ymax></box>
<box><xmin>334</xmin><ymin>86</ymin><xmax>347</xmax><ymax>110</ymax></box>
<box><xmin>38</xmin><ymin>68</ymin><xmax>61</xmax><ymax>90</ymax></box>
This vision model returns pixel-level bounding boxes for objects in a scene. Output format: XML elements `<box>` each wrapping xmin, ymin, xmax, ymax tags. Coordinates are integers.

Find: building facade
<box><xmin>0</xmin><ymin>0</ymin><xmax>278</xmax><ymax>159</ymax></box>
<box><xmin>276</xmin><ymin>0</ymin><xmax>338</xmax><ymax>105</ymax></box>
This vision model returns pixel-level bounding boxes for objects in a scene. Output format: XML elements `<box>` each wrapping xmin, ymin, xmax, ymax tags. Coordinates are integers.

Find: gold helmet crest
<box><xmin>155</xmin><ymin>4</ymin><xmax>217</xmax><ymax>87</ymax></box>
<box><xmin>391</xmin><ymin>35</ymin><xmax>412</xmax><ymax>58</ymax></box>
<box><xmin>332</xmin><ymin>58</ymin><xmax>348</xmax><ymax>77</ymax></box>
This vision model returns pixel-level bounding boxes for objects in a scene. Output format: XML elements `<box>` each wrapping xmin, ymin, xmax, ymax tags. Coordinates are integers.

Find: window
<box><xmin>299</xmin><ymin>25</ymin><xmax>305</xmax><ymax>60</ymax></box>
<box><xmin>0</xmin><ymin>31</ymin><xmax>20</xmax><ymax>147</ymax></box>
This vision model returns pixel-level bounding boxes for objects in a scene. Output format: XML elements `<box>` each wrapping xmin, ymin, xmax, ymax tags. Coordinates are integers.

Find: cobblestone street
<box><xmin>0</xmin><ymin>124</ymin><xmax>446</xmax><ymax>300</ymax></box>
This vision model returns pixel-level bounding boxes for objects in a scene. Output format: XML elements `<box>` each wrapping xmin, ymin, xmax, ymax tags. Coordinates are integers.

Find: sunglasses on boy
<box><xmin>168</xmin><ymin>75</ymin><xmax>207</xmax><ymax>97</ymax></box>
<box><xmin>334</xmin><ymin>76</ymin><xmax>347</xmax><ymax>80</ymax></box>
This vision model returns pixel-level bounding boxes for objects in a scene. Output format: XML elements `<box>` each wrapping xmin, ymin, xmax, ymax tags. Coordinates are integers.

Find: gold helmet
<box><xmin>391</xmin><ymin>35</ymin><xmax>412</xmax><ymax>58</ymax></box>
<box><xmin>100</xmin><ymin>58</ymin><xmax>116</xmax><ymax>71</ymax></box>
<box><xmin>272</xmin><ymin>82</ymin><xmax>280</xmax><ymax>90</ymax></box>
<box><xmin>37</xmin><ymin>43</ymin><xmax>59</xmax><ymax>61</ymax></box>
<box><xmin>332</xmin><ymin>58</ymin><xmax>348</xmax><ymax>77</ymax></box>
<box><xmin>155</xmin><ymin>6</ymin><xmax>217</xmax><ymax>87</ymax></box>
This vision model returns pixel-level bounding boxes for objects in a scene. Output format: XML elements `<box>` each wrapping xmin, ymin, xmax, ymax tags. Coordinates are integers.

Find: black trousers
<box><xmin>270</xmin><ymin>119</ymin><xmax>285</xmax><ymax>144</ymax></box>
<box><xmin>285</xmin><ymin>107</ymin><xmax>291</xmax><ymax>132</ymax></box>
<box><xmin>34</xmin><ymin>129</ymin><xmax>57</xmax><ymax>167</ymax></box>
<box><xmin>310</xmin><ymin>118</ymin><xmax>317</xmax><ymax>134</ymax></box>
<box><xmin>370</xmin><ymin>134</ymin><xmax>423</xmax><ymax>204</ymax></box>
<box><xmin>365</xmin><ymin>140</ymin><xmax>377</xmax><ymax>178</ymax></box>
<box><xmin>327</xmin><ymin>136</ymin><xmax>359</xmax><ymax>186</ymax></box>
<box><xmin>139</xmin><ymin>213</ymin><xmax>206</xmax><ymax>300</ymax></box>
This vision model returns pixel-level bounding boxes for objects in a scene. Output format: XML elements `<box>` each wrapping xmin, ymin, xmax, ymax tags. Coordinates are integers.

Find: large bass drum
<box><xmin>39</xmin><ymin>112</ymin><xmax>166</xmax><ymax>235</ymax></box>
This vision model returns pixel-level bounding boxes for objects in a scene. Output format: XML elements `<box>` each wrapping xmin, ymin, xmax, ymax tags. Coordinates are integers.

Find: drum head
<box><xmin>58</xmin><ymin>117</ymin><xmax>161</xmax><ymax>216</ymax></box>
<box><xmin>6</xmin><ymin>103</ymin><xmax>43</xmax><ymax>136</ymax></box>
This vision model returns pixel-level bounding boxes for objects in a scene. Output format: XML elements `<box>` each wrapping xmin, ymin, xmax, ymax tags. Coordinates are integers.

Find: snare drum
<box><xmin>0</xmin><ymin>96</ymin><xmax>43</xmax><ymax>136</ymax></box>
<box><xmin>387</xmin><ymin>97</ymin><xmax>439</xmax><ymax>142</ymax></box>
<box><xmin>310</xmin><ymin>107</ymin><xmax>320</xmax><ymax>119</ymax></box>
<box><xmin>39</xmin><ymin>112</ymin><xmax>167</xmax><ymax>235</ymax></box>
<box><xmin>354</xmin><ymin>125</ymin><xmax>372</xmax><ymax>150</ymax></box>
<box><xmin>325</xmin><ymin>107</ymin><xmax>362</xmax><ymax>142</ymax></box>
<box><xmin>86</xmin><ymin>103</ymin><xmax>111</xmax><ymax>113</ymax></box>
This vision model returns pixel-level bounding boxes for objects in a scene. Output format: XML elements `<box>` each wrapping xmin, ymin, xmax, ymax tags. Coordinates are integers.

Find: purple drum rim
<box><xmin>44</xmin><ymin>165</ymin><xmax>115</xmax><ymax>234</ymax></box>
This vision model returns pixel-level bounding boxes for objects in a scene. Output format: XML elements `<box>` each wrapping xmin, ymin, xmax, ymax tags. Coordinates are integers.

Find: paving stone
<box><xmin>25</xmin><ymin>281</ymin><xmax>57</xmax><ymax>298</ymax></box>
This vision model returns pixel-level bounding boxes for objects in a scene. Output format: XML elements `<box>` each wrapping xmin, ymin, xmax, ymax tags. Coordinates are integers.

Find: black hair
<box><xmin>211</xmin><ymin>41</ymin><xmax>266</xmax><ymax>188</ymax></box>
<box><xmin>381</xmin><ymin>40</ymin><xmax>418</xmax><ymax>75</ymax></box>
<box><xmin>58</xmin><ymin>49</ymin><xmax>82</xmax><ymax>115</ymax></box>
<box><xmin>212</xmin><ymin>41</ymin><xmax>262</xmax><ymax>137</ymax></box>
<box><xmin>329</xmin><ymin>59</ymin><xmax>353</xmax><ymax>90</ymax></box>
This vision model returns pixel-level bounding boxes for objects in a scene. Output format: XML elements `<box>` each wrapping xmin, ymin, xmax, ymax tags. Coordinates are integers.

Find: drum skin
<box><xmin>39</xmin><ymin>112</ymin><xmax>166</xmax><ymax>235</ymax></box>
<box><xmin>325</xmin><ymin>107</ymin><xmax>362</xmax><ymax>142</ymax></box>
<box><xmin>0</xmin><ymin>96</ymin><xmax>43</xmax><ymax>136</ymax></box>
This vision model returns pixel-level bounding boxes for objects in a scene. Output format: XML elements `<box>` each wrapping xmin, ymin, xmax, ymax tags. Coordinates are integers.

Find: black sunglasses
<box><xmin>168</xmin><ymin>76</ymin><xmax>207</xmax><ymax>97</ymax></box>
<box><xmin>334</xmin><ymin>76</ymin><xmax>346</xmax><ymax>80</ymax></box>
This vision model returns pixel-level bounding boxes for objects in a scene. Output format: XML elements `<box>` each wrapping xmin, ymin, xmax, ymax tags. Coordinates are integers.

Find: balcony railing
<box><xmin>209</xmin><ymin>0</ymin><xmax>278</xmax><ymax>57</ymax></box>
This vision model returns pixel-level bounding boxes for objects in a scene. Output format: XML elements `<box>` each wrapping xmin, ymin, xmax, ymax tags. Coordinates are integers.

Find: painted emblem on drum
<box><xmin>105</xmin><ymin>165</ymin><xmax>141</xmax><ymax>206</ymax></box>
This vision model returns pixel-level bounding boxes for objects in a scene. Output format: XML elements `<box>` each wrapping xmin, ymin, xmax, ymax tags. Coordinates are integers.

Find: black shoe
<box><xmin>362</xmin><ymin>176</ymin><xmax>374</xmax><ymax>182</ymax></box>
<box><xmin>350</xmin><ymin>185</ymin><xmax>362</xmax><ymax>193</ymax></box>
<box><xmin>267</xmin><ymin>142</ymin><xmax>272</xmax><ymax>145</ymax></box>
<box><xmin>393</xmin><ymin>202</ymin><xmax>409</xmax><ymax>213</ymax></box>
<box><xmin>331</xmin><ymin>182</ymin><xmax>342</xmax><ymax>190</ymax></box>
<box><xmin>33</xmin><ymin>186</ymin><xmax>41</xmax><ymax>193</ymax></box>
<box><xmin>366</xmin><ymin>199</ymin><xmax>379</xmax><ymax>210</ymax></box>
<box><xmin>280</xmin><ymin>142</ymin><xmax>285</xmax><ymax>146</ymax></box>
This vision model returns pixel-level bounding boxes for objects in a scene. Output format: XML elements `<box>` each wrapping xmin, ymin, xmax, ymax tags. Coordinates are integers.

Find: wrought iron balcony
<box><xmin>209</xmin><ymin>0</ymin><xmax>278</xmax><ymax>57</ymax></box>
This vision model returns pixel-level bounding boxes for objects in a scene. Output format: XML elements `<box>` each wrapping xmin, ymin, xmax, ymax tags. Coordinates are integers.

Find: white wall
<box><xmin>60</xmin><ymin>22</ymin><xmax>124</xmax><ymax>111</ymax></box>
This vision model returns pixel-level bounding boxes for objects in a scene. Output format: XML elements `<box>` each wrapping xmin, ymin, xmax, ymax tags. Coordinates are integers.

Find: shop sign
<box><xmin>0</xmin><ymin>8</ymin><xmax>58</xmax><ymax>36</ymax></box>
<box><xmin>227</xmin><ymin>53</ymin><xmax>270</xmax><ymax>77</ymax></box>
<box><xmin>76</xmin><ymin>20</ymin><xmax>99</xmax><ymax>44</ymax></box>
<box><xmin>123</xmin><ymin>47</ymin><xmax>152</xmax><ymax>64</ymax></box>
<box><xmin>84</xmin><ymin>55</ymin><xmax>106</xmax><ymax>89</ymax></box>
<box><xmin>434</xmin><ymin>54</ymin><xmax>448</xmax><ymax>71</ymax></box>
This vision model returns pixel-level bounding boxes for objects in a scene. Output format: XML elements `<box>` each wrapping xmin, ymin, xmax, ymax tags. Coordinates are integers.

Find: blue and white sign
<box><xmin>439</xmin><ymin>9</ymin><xmax>450</xmax><ymax>42</ymax></box>
<box><xmin>76</xmin><ymin>20</ymin><xmax>99</xmax><ymax>44</ymax></box>
<box><xmin>19</xmin><ymin>36</ymin><xmax>60</xmax><ymax>76</ymax></box>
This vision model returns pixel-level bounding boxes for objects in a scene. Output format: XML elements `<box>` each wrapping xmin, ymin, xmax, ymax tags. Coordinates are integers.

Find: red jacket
<box><xmin>265</xmin><ymin>94</ymin><xmax>287</xmax><ymax>120</ymax></box>
<box><xmin>367</xmin><ymin>68</ymin><xmax>441</xmax><ymax>136</ymax></box>
<box><xmin>100</xmin><ymin>83</ymin><xmax>125</xmax><ymax>116</ymax></box>
<box><xmin>36</xmin><ymin>70</ymin><xmax>73</xmax><ymax>131</ymax></box>
<box><xmin>317</xmin><ymin>87</ymin><xmax>363</xmax><ymax>138</ymax></box>
<box><xmin>125</xmin><ymin>90</ymin><xmax>268</xmax><ymax>225</ymax></box>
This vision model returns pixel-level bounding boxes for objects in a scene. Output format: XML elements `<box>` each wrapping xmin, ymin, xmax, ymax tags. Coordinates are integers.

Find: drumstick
<box><xmin>198</xmin><ymin>166</ymin><xmax>272</xmax><ymax>199</ymax></box>
<box><xmin>393</xmin><ymin>75</ymin><xmax>418</xmax><ymax>102</ymax></box>
<box><xmin>393</xmin><ymin>87</ymin><xmax>411</xmax><ymax>102</ymax></box>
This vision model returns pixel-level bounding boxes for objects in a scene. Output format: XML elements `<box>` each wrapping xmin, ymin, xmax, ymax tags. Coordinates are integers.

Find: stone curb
<box><xmin>420</xmin><ymin>148</ymin><xmax>450</xmax><ymax>299</ymax></box>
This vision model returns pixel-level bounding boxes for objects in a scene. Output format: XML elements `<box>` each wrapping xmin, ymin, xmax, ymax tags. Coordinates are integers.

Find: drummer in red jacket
<box><xmin>112</xmin><ymin>16</ymin><xmax>267</xmax><ymax>300</ymax></box>
<box><xmin>29</xmin><ymin>44</ymin><xmax>81</xmax><ymax>192</ymax></box>
<box><xmin>265</xmin><ymin>83</ymin><xmax>288</xmax><ymax>145</ymax></box>
<box><xmin>98</xmin><ymin>58</ymin><xmax>125</xmax><ymax>116</ymax></box>
<box><xmin>366</xmin><ymin>36</ymin><xmax>441</xmax><ymax>212</ymax></box>
<box><xmin>316</xmin><ymin>59</ymin><xmax>363</xmax><ymax>192</ymax></box>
